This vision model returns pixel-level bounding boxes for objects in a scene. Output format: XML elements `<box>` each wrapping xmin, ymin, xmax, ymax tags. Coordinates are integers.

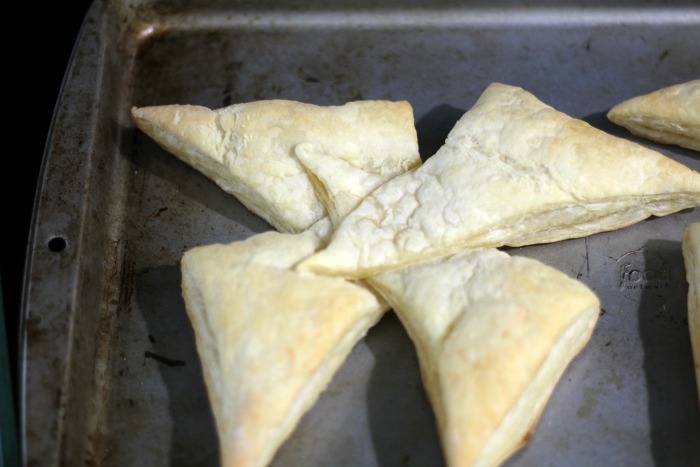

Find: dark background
<box><xmin>3</xmin><ymin>0</ymin><xmax>95</xmax><ymax>422</ymax></box>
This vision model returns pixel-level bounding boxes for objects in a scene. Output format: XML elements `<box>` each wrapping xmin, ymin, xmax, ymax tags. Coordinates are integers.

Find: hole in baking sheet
<box><xmin>48</xmin><ymin>237</ymin><xmax>67</xmax><ymax>253</ymax></box>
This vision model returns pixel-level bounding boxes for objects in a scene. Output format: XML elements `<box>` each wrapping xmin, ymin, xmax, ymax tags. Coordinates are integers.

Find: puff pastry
<box><xmin>132</xmin><ymin>99</ymin><xmax>420</xmax><ymax>233</ymax></box>
<box><xmin>607</xmin><ymin>80</ymin><xmax>700</xmax><ymax>152</ymax></box>
<box><xmin>298</xmin><ymin>83</ymin><xmax>700</xmax><ymax>278</ymax></box>
<box><xmin>683</xmin><ymin>222</ymin><xmax>700</xmax><ymax>407</ymax></box>
<box><xmin>369</xmin><ymin>248</ymin><xmax>600</xmax><ymax>467</ymax></box>
<box><xmin>295</xmin><ymin>140</ymin><xmax>421</xmax><ymax>228</ymax></box>
<box><xmin>181</xmin><ymin>231</ymin><xmax>387</xmax><ymax>467</ymax></box>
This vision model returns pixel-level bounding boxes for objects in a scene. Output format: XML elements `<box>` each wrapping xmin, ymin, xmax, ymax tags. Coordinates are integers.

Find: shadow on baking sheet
<box><xmin>136</xmin><ymin>265</ymin><xmax>221</xmax><ymax>467</ymax></box>
<box><xmin>581</xmin><ymin>111</ymin><xmax>700</xmax><ymax>163</ymax></box>
<box><xmin>638</xmin><ymin>240</ymin><xmax>700</xmax><ymax>465</ymax></box>
<box><xmin>581</xmin><ymin>110</ymin><xmax>627</xmax><ymax>137</ymax></box>
<box><xmin>124</xmin><ymin>125</ymin><xmax>273</xmax><ymax>235</ymax></box>
<box><xmin>365</xmin><ymin>311</ymin><xmax>446</xmax><ymax>466</ymax></box>
<box><xmin>415</xmin><ymin>104</ymin><xmax>466</xmax><ymax>161</ymax></box>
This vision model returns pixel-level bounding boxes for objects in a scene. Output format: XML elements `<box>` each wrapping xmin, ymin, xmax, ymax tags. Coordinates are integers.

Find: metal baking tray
<box><xmin>21</xmin><ymin>0</ymin><xmax>700</xmax><ymax>465</ymax></box>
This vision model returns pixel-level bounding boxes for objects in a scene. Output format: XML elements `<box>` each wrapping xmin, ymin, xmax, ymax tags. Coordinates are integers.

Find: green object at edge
<box><xmin>1</xmin><ymin>275</ymin><xmax>19</xmax><ymax>467</ymax></box>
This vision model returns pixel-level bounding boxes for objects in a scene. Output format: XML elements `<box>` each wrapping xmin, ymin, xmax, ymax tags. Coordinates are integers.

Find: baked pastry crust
<box><xmin>181</xmin><ymin>231</ymin><xmax>387</xmax><ymax>467</ymax></box>
<box><xmin>295</xmin><ymin>138</ymin><xmax>421</xmax><ymax>228</ymax></box>
<box><xmin>683</xmin><ymin>222</ymin><xmax>700</xmax><ymax>408</ymax></box>
<box><xmin>369</xmin><ymin>248</ymin><xmax>600</xmax><ymax>467</ymax></box>
<box><xmin>298</xmin><ymin>83</ymin><xmax>700</xmax><ymax>278</ymax></box>
<box><xmin>607</xmin><ymin>80</ymin><xmax>700</xmax><ymax>152</ymax></box>
<box><xmin>132</xmin><ymin>99</ymin><xmax>419</xmax><ymax>233</ymax></box>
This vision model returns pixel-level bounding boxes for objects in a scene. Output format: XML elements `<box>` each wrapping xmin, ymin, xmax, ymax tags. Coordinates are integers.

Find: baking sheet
<box><xmin>21</xmin><ymin>0</ymin><xmax>700</xmax><ymax>465</ymax></box>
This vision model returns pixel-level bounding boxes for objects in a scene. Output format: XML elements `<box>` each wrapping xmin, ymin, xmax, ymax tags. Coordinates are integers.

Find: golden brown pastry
<box><xmin>683</xmin><ymin>222</ymin><xmax>700</xmax><ymax>407</ymax></box>
<box><xmin>181</xmin><ymin>231</ymin><xmax>387</xmax><ymax>467</ymax></box>
<box><xmin>607</xmin><ymin>80</ymin><xmax>700</xmax><ymax>152</ymax></box>
<box><xmin>369</xmin><ymin>248</ymin><xmax>600</xmax><ymax>467</ymax></box>
<box><xmin>298</xmin><ymin>83</ymin><xmax>700</xmax><ymax>279</ymax></box>
<box><xmin>132</xmin><ymin>99</ymin><xmax>420</xmax><ymax>233</ymax></box>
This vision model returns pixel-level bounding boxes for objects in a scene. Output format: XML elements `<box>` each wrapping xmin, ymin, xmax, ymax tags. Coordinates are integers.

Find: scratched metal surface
<box><xmin>20</xmin><ymin>0</ymin><xmax>700</xmax><ymax>465</ymax></box>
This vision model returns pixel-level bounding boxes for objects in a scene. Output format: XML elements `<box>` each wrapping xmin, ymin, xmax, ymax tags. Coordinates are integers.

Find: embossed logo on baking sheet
<box><xmin>615</xmin><ymin>249</ymin><xmax>674</xmax><ymax>301</ymax></box>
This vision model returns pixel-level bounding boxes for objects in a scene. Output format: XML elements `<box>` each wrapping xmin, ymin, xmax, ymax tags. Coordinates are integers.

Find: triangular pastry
<box><xmin>298</xmin><ymin>83</ymin><xmax>700</xmax><ymax>278</ymax></box>
<box><xmin>132</xmin><ymin>99</ymin><xmax>420</xmax><ymax>233</ymax></box>
<box><xmin>181</xmin><ymin>231</ymin><xmax>387</xmax><ymax>467</ymax></box>
<box><xmin>295</xmin><ymin>140</ymin><xmax>421</xmax><ymax>228</ymax></box>
<box><xmin>683</xmin><ymin>222</ymin><xmax>700</xmax><ymax>407</ymax></box>
<box><xmin>607</xmin><ymin>80</ymin><xmax>700</xmax><ymax>152</ymax></box>
<box><xmin>369</xmin><ymin>248</ymin><xmax>600</xmax><ymax>467</ymax></box>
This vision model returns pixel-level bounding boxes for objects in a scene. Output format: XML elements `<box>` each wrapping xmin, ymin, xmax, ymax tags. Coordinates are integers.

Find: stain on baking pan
<box><xmin>144</xmin><ymin>351</ymin><xmax>186</xmax><ymax>367</ymax></box>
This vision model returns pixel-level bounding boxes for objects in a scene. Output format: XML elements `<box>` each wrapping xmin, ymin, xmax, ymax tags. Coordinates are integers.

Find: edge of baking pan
<box><xmin>20</xmin><ymin>0</ymin><xmax>700</xmax><ymax>465</ymax></box>
<box><xmin>17</xmin><ymin>0</ymin><xmax>158</xmax><ymax>464</ymax></box>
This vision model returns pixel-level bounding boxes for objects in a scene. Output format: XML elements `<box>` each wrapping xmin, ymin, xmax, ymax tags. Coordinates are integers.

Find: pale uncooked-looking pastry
<box><xmin>132</xmin><ymin>99</ymin><xmax>420</xmax><ymax>233</ymax></box>
<box><xmin>682</xmin><ymin>222</ymin><xmax>700</xmax><ymax>407</ymax></box>
<box><xmin>369</xmin><ymin>248</ymin><xmax>600</xmax><ymax>467</ymax></box>
<box><xmin>295</xmin><ymin>140</ymin><xmax>421</xmax><ymax>228</ymax></box>
<box><xmin>607</xmin><ymin>80</ymin><xmax>700</xmax><ymax>152</ymax></box>
<box><xmin>181</xmin><ymin>231</ymin><xmax>388</xmax><ymax>467</ymax></box>
<box><xmin>297</xmin><ymin>83</ymin><xmax>700</xmax><ymax>278</ymax></box>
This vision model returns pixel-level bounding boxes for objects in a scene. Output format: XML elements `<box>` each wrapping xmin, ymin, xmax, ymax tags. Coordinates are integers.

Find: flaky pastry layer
<box><xmin>607</xmin><ymin>79</ymin><xmax>700</xmax><ymax>152</ymax></box>
<box><xmin>369</xmin><ymin>248</ymin><xmax>600</xmax><ymax>467</ymax></box>
<box><xmin>298</xmin><ymin>83</ymin><xmax>700</xmax><ymax>278</ymax></box>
